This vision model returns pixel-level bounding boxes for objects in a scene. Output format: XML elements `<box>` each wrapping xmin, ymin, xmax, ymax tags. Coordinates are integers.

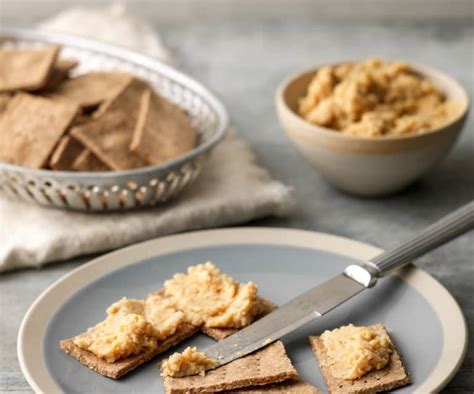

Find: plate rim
<box><xmin>17</xmin><ymin>227</ymin><xmax>468</xmax><ymax>394</ymax></box>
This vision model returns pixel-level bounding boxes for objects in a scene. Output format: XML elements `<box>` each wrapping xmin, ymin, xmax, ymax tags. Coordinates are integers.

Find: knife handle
<box><xmin>345</xmin><ymin>201</ymin><xmax>474</xmax><ymax>287</ymax></box>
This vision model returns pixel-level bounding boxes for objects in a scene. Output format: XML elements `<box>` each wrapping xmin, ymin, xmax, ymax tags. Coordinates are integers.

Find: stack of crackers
<box><xmin>0</xmin><ymin>45</ymin><xmax>197</xmax><ymax>172</ymax></box>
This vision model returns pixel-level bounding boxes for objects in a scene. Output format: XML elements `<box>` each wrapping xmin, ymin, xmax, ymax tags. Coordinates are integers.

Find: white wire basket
<box><xmin>0</xmin><ymin>28</ymin><xmax>229</xmax><ymax>211</ymax></box>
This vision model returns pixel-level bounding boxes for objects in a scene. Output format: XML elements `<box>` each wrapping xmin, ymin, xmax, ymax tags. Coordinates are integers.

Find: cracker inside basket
<box><xmin>0</xmin><ymin>44</ymin><xmax>199</xmax><ymax>173</ymax></box>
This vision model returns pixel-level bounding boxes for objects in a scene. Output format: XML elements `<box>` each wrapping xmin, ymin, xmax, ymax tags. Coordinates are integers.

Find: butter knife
<box><xmin>204</xmin><ymin>201</ymin><xmax>474</xmax><ymax>368</ymax></box>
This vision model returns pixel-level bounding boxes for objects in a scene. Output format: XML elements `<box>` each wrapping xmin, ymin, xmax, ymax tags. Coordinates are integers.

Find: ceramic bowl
<box><xmin>276</xmin><ymin>62</ymin><xmax>469</xmax><ymax>196</ymax></box>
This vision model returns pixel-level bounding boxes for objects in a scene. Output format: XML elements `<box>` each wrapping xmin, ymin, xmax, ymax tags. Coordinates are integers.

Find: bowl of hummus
<box><xmin>276</xmin><ymin>58</ymin><xmax>469</xmax><ymax>196</ymax></box>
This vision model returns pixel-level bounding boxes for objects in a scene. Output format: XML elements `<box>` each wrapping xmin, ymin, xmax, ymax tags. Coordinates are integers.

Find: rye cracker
<box><xmin>0</xmin><ymin>93</ymin><xmax>78</xmax><ymax>168</ymax></box>
<box><xmin>49</xmin><ymin>135</ymin><xmax>85</xmax><ymax>170</ymax></box>
<box><xmin>0</xmin><ymin>93</ymin><xmax>11</xmax><ymax>113</ymax></box>
<box><xmin>0</xmin><ymin>45</ymin><xmax>59</xmax><ymax>92</ymax></box>
<box><xmin>310</xmin><ymin>324</ymin><xmax>410</xmax><ymax>394</ymax></box>
<box><xmin>60</xmin><ymin>323</ymin><xmax>198</xmax><ymax>380</ymax></box>
<box><xmin>71</xmin><ymin>77</ymin><xmax>149</xmax><ymax>170</ymax></box>
<box><xmin>230</xmin><ymin>380</ymin><xmax>321</xmax><ymax>393</ymax></box>
<box><xmin>202</xmin><ymin>297</ymin><xmax>277</xmax><ymax>341</ymax></box>
<box><xmin>43</xmin><ymin>58</ymin><xmax>78</xmax><ymax>91</ymax></box>
<box><xmin>130</xmin><ymin>89</ymin><xmax>197</xmax><ymax>165</ymax></box>
<box><xmin>72</xmin><ymin>149</ymin><xmax>110</xmax><ymax>172</ymax></box>
<box><xmin>48</xmin><ymin>71</ymin><xmax>132</xmax><ymax>109</ymax></box>
<box><xmin>162</xmin><ymin>341</ymin><xmax>298</xmax><ymax>394</ymax></box>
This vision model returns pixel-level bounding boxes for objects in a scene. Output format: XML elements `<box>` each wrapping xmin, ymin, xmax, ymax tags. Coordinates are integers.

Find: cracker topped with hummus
<box><xmin>60</xmin><ymin>263</ymin><xmax>264</xmax><ymax>373</ymax></box>
<box><xmin>60</xmin><ymin>262</ymin><xmax>323</xmax><ymax>392</ymax></box>
<box><xmin>310</xmin><ymin>323</ymin><xmax>410</xmax><ymax>393</ymax></box>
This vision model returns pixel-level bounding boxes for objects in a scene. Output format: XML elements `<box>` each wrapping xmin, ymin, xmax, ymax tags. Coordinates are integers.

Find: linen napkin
<box><xmin>0</xmin><ymin>5</ymin><xmax>293</xmax><ymax>272</ymax></box>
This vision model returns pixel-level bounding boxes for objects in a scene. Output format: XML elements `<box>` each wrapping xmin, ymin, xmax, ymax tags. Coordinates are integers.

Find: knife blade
<box><xmin>203</xmin><ymin>202</ymin><xmax>474</xmax><ymax>370</ymax></box>
<box><xmin>204</xmin><ymin>272</ymin><xmax>365</xmax><ymax>367</ymax></box>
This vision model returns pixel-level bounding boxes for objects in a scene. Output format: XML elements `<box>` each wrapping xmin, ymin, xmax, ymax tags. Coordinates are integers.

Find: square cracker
<box><xmin>0</xmin><ymin>45</ymin><xmax>59</xmax><ymax>92</ymax></box>
<box><xmin>48</xmin><ymin>71</ymin><xmax>132</xmax><ymax>108</ymax></box>
<box><xmin>71</xmin><ymin>77</ymin><xmax>150</xmax><ymax>170</ymax></box>
<box><xmin>310</xmin><ymin>324</ymin><xmax>410</xmax><ymax>394</ymax></box>
<box><xmin>0</xmin><ymin>93</ymin><xmax>78</xmax><ymax>168</ymax></box>
<box><xmin>162</xmin><ymin>341</ymin><xmax>298</xmax><ymax>394</ymax></box>
<box><xmin>49</xmin><ymin>135</ymin><xmax>85</xmax><ymax>170</ymax></box>
<box><xmin>202</xmin><ymin>297</ymin><xmax>277</xmax><ymax>341</ymax></box>
<box><xmin>60</xmin><ymin>323</ymin><xmax>198</xmax><ymax>380</ymax></box>
<box><xmin>130</xmin><ymin>89</ymin><xmax>197</xmax><ymax>165</ymax></box>
<box><xmin>230</xmin><ymin>380</ymin><xmax>321</xmax><ymax>393</ymax></box>
<box><xmin>71</xmin><ymin>149</ymin><xmax>110</xmax><ymax>172</ymax></box>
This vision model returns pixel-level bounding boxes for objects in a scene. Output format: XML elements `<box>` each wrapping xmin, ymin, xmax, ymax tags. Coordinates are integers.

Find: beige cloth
<box><xmin>0</xmin><ymin>5</ymin><xmax>293</xmax><ymax>272</ymax></box>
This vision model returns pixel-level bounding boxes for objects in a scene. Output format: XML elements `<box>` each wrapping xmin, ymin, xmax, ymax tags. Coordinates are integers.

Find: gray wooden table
<box><xmin>1</xmin><ymin>14</ymin><xmax>473</xmax><ymax>394</ymax></box>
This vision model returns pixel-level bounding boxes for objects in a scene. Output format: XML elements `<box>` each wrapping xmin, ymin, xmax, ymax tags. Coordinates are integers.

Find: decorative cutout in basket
<box><xmin>0</xmin><ymin>28</ymin><xmax>228</xmax><ymax>211</ymax></box>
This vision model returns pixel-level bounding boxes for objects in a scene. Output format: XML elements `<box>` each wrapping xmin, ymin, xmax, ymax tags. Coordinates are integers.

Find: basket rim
<box><xmin>0</xmin><ymin>26</ymin><xmax>229</xmax><ymax>180</ymax></box>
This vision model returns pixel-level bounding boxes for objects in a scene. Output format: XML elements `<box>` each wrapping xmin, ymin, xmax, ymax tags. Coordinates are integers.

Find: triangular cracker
<box><xmin>310</xmin><ymin>324</ymin><xmax>410</xmax><ymax>393</ymax></box>
<box><xmin>0</xmin><ymin>45</ymin><xmax>59</xmax><ymax>92</ymax></box>
<box><xmin>130</xmin><ymin>89</ymin><xmax>197</xmax><ymax>165</ymax></box>
<box><xmin>0</xmin><ymin>93</ymin><xmax>78</xmax><ymax>168</ymax></box>
<box><xmin>162</xmin><ymin>341</ymin><xmax>298</xmax><ymax>394</ymax></box>
<box><xmin>60</xmin><ymin>323</ymin><xmax>198</xmax><ymax>380</ymax></box>
<box><xmin>70</xmin><ymin>77</ymin><xmax>150</xmax><ymax>170</ymax></box>
<box><xmin>230</xmin><ymin>380</ymin><xmax>321</xmax><ymax>393</ymax></box>
<box><xmin>47</xmin><ymin>71</ymin><xmax>132</xmax><ymax>109</ymax></box>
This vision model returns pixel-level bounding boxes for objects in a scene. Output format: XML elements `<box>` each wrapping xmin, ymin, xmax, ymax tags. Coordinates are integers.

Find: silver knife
<box><xmin>204</xmin><ymin>201</ymin><xmax>474</xmax><ymax>367</ymax></box>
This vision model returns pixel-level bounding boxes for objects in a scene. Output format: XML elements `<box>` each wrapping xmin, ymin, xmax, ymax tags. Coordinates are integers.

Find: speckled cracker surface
<box><xmin>310</xmin><ymin>325</ymin><xmax>410</xmax><ymax>394</ymax></box>
<box><xmin>71</xmin><ymin>78</ymin><xmax>149</xmax><ymax>170</ymax></box>
<box><xmin>48</xmin><ymin>71</ymin><xmax>131</xmax><ymax>108</ymax></box>
<box><xmin>130</xmin><ymin>89</ymin><xmax>197</xmax><ymax>165</ymax></box>
<box><xmin>202</xmin><ymin>297</ymin><xmax>277</xmax><ymax>341</ymax></box>
<box><xmin>230</xmin><ymin>380</ymin><xmax>321</xmax><ymax>393</ymax></box>
<box><xmin>60</xmin><ymin>323</ymin><xmax>198</xmax><ymax>379</ymax></box>
<box><xmin>0</xmin><ymin>45</ymin><xmax>59</xmax><ymax>92</ymax></box>
<box><xmin>162</xmin><ymin>341</ymin><xmax>297</xmax><ymax>394</ymax></box>
<box><xmin>0</xmin><ymin>93</ymin><xmax>78</xmax><ymax>168</ymax></box>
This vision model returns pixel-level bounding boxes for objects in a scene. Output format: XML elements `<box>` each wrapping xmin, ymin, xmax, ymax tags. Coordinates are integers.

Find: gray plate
<box><xmin>18</xmin><ymin>228</ymin><xmax>467</xmax><ymax>393</ymax></box>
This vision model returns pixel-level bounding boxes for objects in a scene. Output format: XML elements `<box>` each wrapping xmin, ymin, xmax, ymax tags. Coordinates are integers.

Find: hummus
<box><xmin>145</xmin><ymin>292</ymin><xmax>185</xmax><ymax>339</ymax></box>
<box><xmin>107</xmin><ymin>297</ymin><xmax>145</xmax><ymax>316</ymax></box>
<box><xmin>73</xmin><ymin>295</ymin><xmax>186</xmax><ymax>362</ymax></box>
<box><xmin>320</xmin><ymin>324</ymin><xmax>392</xmax><ymax>380</ymax></box>
<box><xmin>73</xmin><ymin>313</ymin><xmax>158</xmax><ymax>363</ymax></box>
<box><xmin>298</xmin><ymin>58</ymin><xmax>459</xmax><ymax>137</ymax></box>
<box><xmin>163</xmin><ymin>262</ymin><xmax>259</xmax><ymax>328</ymax></box>
<box><xmin>161</xmin><ymin>346</ymin><xmax>217</xmax><ymax>377</ymax></box>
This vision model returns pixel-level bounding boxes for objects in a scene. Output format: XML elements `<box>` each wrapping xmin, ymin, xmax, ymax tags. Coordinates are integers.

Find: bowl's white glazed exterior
<box><xmin>276</xmin><ymin>63</ymin><xmax>469</xmax><ymax>196</ymax></box>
